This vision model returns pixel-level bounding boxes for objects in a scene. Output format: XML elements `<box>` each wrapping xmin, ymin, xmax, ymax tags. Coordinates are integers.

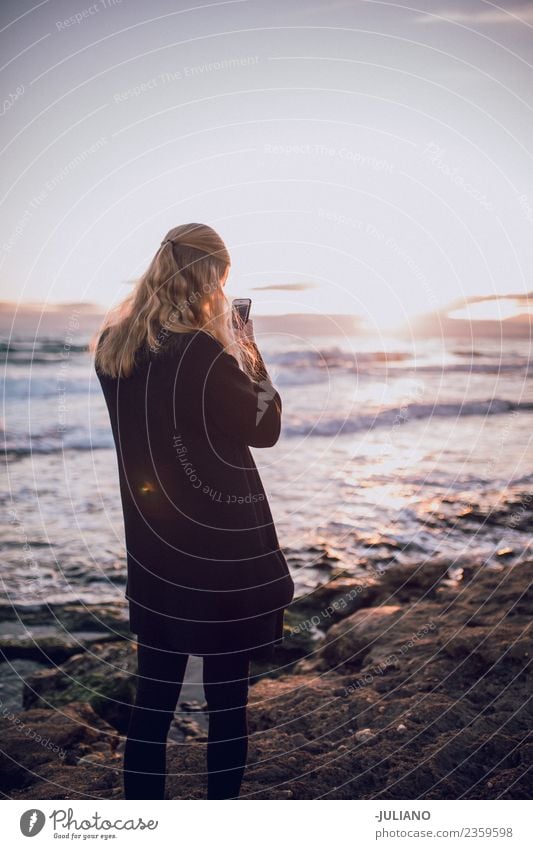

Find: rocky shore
<box><xmin>0</xmin><ymin>557</ymin><xmax>531</xmax><ymax>800</ymax></box>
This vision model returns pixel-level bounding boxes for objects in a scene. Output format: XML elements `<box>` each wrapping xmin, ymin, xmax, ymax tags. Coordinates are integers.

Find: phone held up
<box><xmin>232</xmin><ymin>298</ymin><xmax>252</xmax><ymax>328</ymax></box>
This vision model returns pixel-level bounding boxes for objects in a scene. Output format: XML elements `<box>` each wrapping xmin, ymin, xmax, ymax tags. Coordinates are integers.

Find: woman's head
<box><xmin>156</xmin><ymin>223</ymin><xmax>231</xmax><ymax>325</ymax></box>
<box><xmin>92</xmin><ymin>223</ymin><xmax>257</xmax><ymax>378</ymax></box>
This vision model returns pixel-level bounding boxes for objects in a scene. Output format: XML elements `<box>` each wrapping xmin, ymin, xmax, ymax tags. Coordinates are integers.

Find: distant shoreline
<box><xmin>1</xmin><ymin>299</ymin><xmax>532</xmax><ymax>339</ymax></box>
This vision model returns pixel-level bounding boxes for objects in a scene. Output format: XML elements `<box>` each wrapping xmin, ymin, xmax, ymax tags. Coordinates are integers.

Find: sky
<box><xmin>1</xmin><ymin>0</ymin><xmax>533</xmax><ymax>333</ymax></box>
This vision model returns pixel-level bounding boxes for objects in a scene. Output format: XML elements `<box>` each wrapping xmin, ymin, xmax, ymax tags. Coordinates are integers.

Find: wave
<box><xmin>2</xmin><ymin>426</ymin><xmax>114</xmax><ymax>457</ymax></box>
<box><xmin>3</xmin><ymin>339</ymin><xmax>531</xmax><ymax>385</ymax></box>
<box><xmin>4</xmin><ymin>378</ymin><xmax>100</xmax><ymax>400</ymax></box>
<box><xmin>0</xmin><ymin>339</ymin><xmax>88</xmax><ymax>364</ymax></box>
<box><xmin>4</xmin><ymin>397</ymin><xmax>531</xmax><ymax>456</ymax></box>
<box><xmin>4</xmin><ymin>363</ymin><xmax>529</xmax><ymax>400</ymax></box>
<box><xmin>282</xmin><ymin>398</ymin><xmax>533</xmax><ymax>437</ymax></box>
<box><xmin>399</xmin><ymin>363</ymin><xmax>532</xmax><ymax>375</ymax></box>
<box><xmin>269</xmin><ymin>348</ymin><xmax>410</xmax><ymax>367</ymax></box>
<box><xmin>269</xmin><ymin>349</ymin><xmax>532</xmax><ymax>381</ymax></box>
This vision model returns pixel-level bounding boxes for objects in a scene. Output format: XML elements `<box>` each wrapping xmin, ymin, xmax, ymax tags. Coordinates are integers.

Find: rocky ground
<box><xmin>0</xmin><ymin>557</ymin><xmax>531</xmax><ymax>800</ymax></box>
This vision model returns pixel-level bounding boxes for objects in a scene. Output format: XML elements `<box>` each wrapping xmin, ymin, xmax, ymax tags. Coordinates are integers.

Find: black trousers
<box><xmin>123</xmin><ymin>639</ymin><xmax>251</xmax><ymax>800</ymax></box>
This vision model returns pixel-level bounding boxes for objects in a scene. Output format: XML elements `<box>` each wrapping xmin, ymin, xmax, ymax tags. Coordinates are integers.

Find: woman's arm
<box><xmin>196</xmin><ymin>332</ymin><xmax>282</xmax><ymax>448</ymax></box>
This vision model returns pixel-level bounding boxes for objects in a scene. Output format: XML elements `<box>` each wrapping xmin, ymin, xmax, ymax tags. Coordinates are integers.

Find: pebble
<box><xmin>355</xmin><ymin>728</ymin><xmax>374</xmax><ymax>742</ymax></box>
<box><xmin>180</xmin><ymin>700</ymin><xmax>207</xmax><ymax>712</ymax></box>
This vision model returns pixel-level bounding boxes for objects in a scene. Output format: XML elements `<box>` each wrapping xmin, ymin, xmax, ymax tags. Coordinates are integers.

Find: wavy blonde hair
<box><xmin>92</xmin><ymin>223</ymin><xmax>258</xmax><ymax>379</ymax></box>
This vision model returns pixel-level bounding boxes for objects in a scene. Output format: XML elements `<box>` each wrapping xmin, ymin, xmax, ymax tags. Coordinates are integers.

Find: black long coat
<box><xmin>95</xmin><ymin>328</ymin><xmax>294</xmax><ymax>658</ymax></box>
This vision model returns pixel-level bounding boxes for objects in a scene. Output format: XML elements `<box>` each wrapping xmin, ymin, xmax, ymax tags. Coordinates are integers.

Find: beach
<box><xmin>0</xmin><ymin>553</ymin><xmax>531</xmax><ymax>799</ymax></box>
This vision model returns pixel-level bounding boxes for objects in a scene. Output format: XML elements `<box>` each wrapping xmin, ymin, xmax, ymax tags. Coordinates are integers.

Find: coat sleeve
<box><xmin>198</xmin><ymin>333</ymin><xmax>282</xmax><ymax>448</ymax></box>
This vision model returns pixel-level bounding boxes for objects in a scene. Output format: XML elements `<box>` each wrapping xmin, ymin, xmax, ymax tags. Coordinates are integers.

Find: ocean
<box><xmin>2</xmin><ymin>331</ymin><xmax>532</xmax><ymax>608</ymax></box>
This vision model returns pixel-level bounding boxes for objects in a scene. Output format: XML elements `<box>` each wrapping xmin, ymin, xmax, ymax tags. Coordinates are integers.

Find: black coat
<box><xmin>95</xmin><ymin>328</ymin><xmax>294</xmax><ymax>658</ymax></box>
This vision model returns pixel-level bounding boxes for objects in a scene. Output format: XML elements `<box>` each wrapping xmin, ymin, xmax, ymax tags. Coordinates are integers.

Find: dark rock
<box><xmin>319</xmin><ymin>605</ymin><xmax>403</xmax><ymax>670</ymax></box>
<box><xmin>0</xmin><ymin>658</ymin><xmax>45</xmax><ymax>712</ymax></box>
<box><xmin>0</xmin><ymin>624</ymin><xmax>120</xmax><ymax>664</ymax></box>
<box><xmin>250</xmin><ymin>605</ymin><xmax>325</xmax><ymax>680</ymax></box>
<box><xmin>48</xmin><ymin>603</ymin><xmax>130</xmax><ymax>636</ymax></box>
<box><xmin>0</xmin><ymin>601</ymin><xmax>130</xmax><ymax>633</ymax></box>
<box><xmin>296</xmin><ymin>576</ymin><xmax>379</xmax><ymax>627</ymax></box>
<box><xmin>373</xmin><ymin>560</ymin><xmax>452</xmax><ymax>602</ymax></box>
<box><xmin>23</xmin><ymin>641</ymin><xmax>137</xmax><ymax>733</ymax></box>
<box><xmin>0</xmin><ymin>701</ymin><xmax>121</xmax><ymax>797</ymax></box>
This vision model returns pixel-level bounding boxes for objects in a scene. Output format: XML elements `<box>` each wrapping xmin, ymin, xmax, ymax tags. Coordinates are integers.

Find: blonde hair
<box><xmin>91</xmin><ymin>223</ymin><xmax>258</xmax><ymax>379</ymax></box>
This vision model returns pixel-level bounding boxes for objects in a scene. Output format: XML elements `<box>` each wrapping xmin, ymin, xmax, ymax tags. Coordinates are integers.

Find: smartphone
<box><xmin>232</xmin><ymin>298</ymin><xmax>252</xmax><ymax>327</ymax></box>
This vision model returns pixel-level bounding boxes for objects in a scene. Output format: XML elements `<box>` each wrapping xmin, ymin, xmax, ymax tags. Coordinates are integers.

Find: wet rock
<box><xmin>281</xmin><ymin>605</ymin><xmax>324</xmax><ymax>653</ymax></box>
<box><xmin>22</xmin><ymin>641</ymin><xmax>137</xmax><ymax>733</ymax></box>
<box><xmin>0</xmin><ymin>658</ymin><xmax>45</xmax><ymax>712</ymax></box>
<box><xmin>0</xmin><ymin>623</ymin><xmax>120</xmax><ymax>664</ymax></box>
<box><xmin>48</xmin><ymin>603</ymin><xmax>130</xmax><ymax>636</ymax></box>
<box><xmin>0</xmin><ymin>601</ymin><xmax>130</xmax><ymax>634</ymax></box>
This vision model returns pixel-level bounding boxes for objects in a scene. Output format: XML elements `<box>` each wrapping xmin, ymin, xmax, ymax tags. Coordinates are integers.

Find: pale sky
<box><xmin>1</xmin><ymin>0</ymin><xmax>533</xmax><ymax>331</ymax></box>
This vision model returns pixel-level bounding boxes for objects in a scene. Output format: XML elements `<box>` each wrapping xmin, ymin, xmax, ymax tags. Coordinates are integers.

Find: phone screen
<box><xmin>232</xmin><ymin>298</ymin><xmax>252</xmax><ymax>326</ymax></box>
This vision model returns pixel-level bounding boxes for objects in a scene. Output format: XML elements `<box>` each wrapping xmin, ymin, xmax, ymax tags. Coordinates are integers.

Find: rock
<box><xmin>47</xmin><ymin>604</ymin><xmax>130</xmax><ymax>638</ymax></box>
<box><xmin>180</xmin><ymin>699</ymin><xmax>207</xmax><ymax>713</ymax></box>
<box><xmin>3</xmin><ymin>558</ymin><xmax>532</xmax><ymax>800</ymax></box>
<box><xmin>258</xmin><ymin>576</ymin><xmax>382</xmax><ymax>681</ymax></box>
<box><xmin>320</xmin><ymin>606</ymin><xmax>403</xmax><ymax>670</ymax></box>
<box><xmin>280</xmin><ymin>605</ymin><xmax>324</xmax><ymax>655</ymax></box>
<box><xmin>0</xmin><ymin>601</ymin><xmax>130</xmax><ymax>633</ymax></box>
<box><xmin>0</xmin><ymin>701</ymin><xmax>121</xmax><ymax>797</ymax></box>
<box><xmin>355</xmin><ymin>728</ymin><xmax>374</xmax><ymax>742</ymax></box>
<box><xmin>0</xmin><ymin>658</ymin><xmax>45</xmax><ymax>712</ymax></box>
<box><xmin>441</xmin><ymin>627</ymin><xmax>530</xmax><ymax>667</ymax></box>
<box><xmin>171</xmin><ymin>716</ymin><xmax>206</xmax><ymax>740</ymax></box>
<box><xmin>250</xmin><ymin>605</ymin><xmax>325</xmax><ymax>679</ymax></box>
<box><xmin>295</xmin><ymin>576</ymin><xmax>379</xmax><ymax>629</ymax></box>
<box><xmin>0</xmin><ymin>625</ymin><xmax>120</xmax><ymax>664</ymax></box>
<box><xmin>374</xmin><ymin>561</ymin><xmax>451</xmax><ymax>603</ymax></box>
<box><xmin>22</xmin><ymin>641</ymin><xmax>137</xmax><ymax>733</ymax></box>
<box><xmin>290</xmin><ymin>656</ymin><xmax>318</xmax><ymax>675</ymax></box>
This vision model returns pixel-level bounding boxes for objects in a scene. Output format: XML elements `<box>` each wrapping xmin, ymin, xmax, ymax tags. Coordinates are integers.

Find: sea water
<box><xmin>2</xmin><ymin>332</ymin><xmax>532</xmax><ymax>606</ymax></box>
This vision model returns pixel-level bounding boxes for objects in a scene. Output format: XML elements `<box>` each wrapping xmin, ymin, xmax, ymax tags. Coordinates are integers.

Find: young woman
<box><xmin>93</xmin><ymin>223</ymin><xmax>294</xmax><ymax>800</ymax></box>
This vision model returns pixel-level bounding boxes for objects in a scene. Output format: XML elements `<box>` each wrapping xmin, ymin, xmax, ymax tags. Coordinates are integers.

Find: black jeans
<box><xmin>123</xmin><ymin>640</ymin><xmax>250</xmax><ymax>800</ymax></box>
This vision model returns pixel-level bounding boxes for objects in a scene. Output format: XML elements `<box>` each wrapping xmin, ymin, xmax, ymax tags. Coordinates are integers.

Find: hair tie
<box><xmin>161</xmin><ymin>239</ymin><xmax>174</xmax><ymax>247</ymax></box>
